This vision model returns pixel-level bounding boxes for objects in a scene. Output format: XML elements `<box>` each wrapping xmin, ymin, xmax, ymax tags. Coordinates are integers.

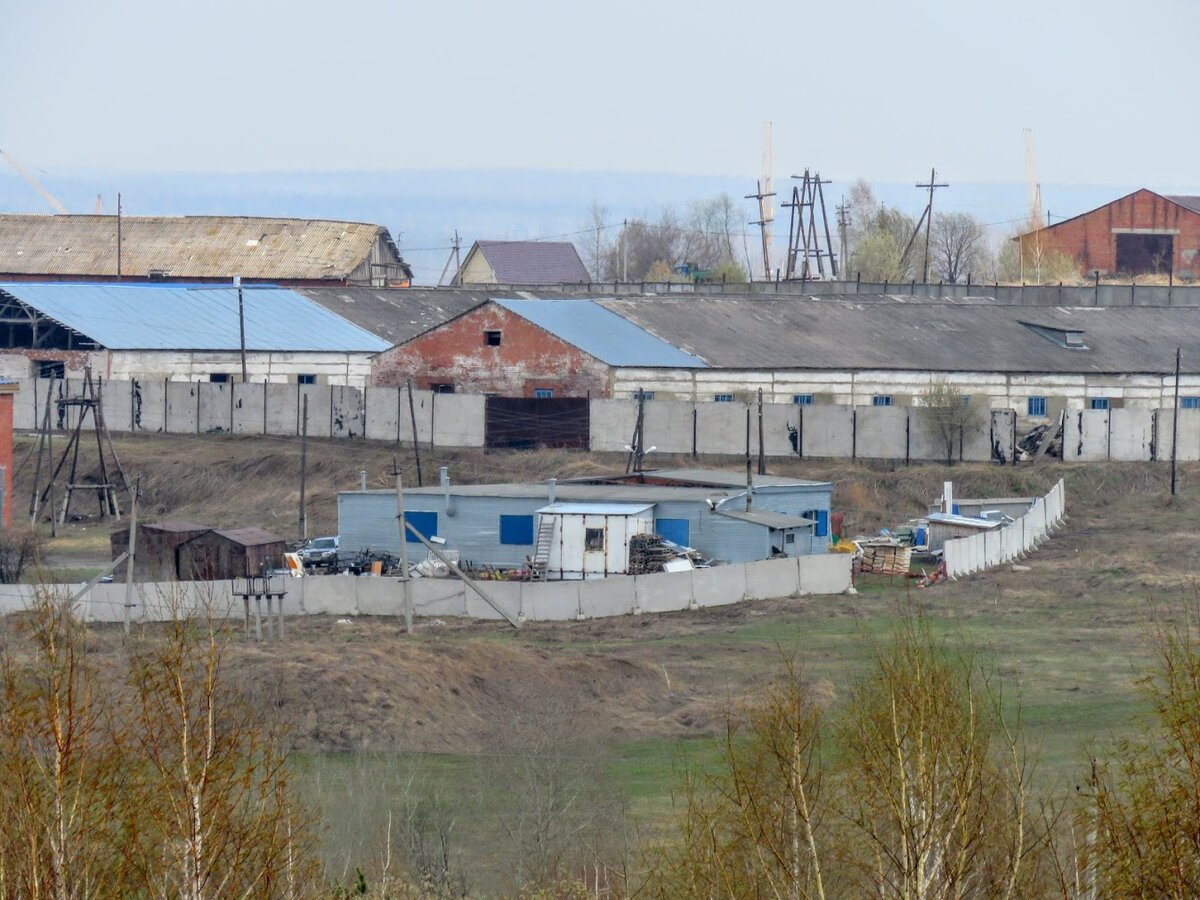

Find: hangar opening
<box><xmin>1115</xmin><ymin>233</ymin><xmax>1173</xmax><ymax>275</ymax></box>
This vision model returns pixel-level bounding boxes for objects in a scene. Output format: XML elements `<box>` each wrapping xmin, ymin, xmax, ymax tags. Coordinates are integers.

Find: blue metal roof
<box><xmin>0</xmin><ymin>283</ymin><xmax>390</xmax><ymax>353</ymax></box>
<box><xmin>493</xmin><ymin>298</ymin><xmax>706</xmax><ymax>368</ymax></box>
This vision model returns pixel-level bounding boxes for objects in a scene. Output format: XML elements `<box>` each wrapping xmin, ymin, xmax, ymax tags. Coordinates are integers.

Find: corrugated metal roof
<box><xmin>1165</xmin><ymin>195</ymin><xmax>1200</xmax><ymax>215</ymax></box>
<box><xmin>0</xmin><ymin>283</ymin><xmax>390</xmax><ymax>352</ymax></box>
<box><xmin>927</xmin><ymin>513</ymin><xmax>1001</xmax><ymax>530</ymax></box>
<box><xmin>469</xmin><ymin>241</ymin><xmax>590</xmax><ymax>284</ymax></box>
<box><xmin>717</xmin><ymin>510</ymin><xmax>815</xmax><ymax>529</ymax></box>
<box><xmin>493</xmin><ymin>298</ymin><xmax>706</xmax><ymax>368</ymax></box>
<box><xmin>599</xmin><ymin>295</ymin><xmax>1200</xmax><ymax>375</ymax></box>
<box><xmin>209</xmin><ymin>527</ymin><xmax>287</xmax><ymax>546</ymax></box>
<box><xmin>537</xmin><ymin>502</ymin><xmax>654</xmax><ymax>515</ymax></box>
<box><xmin>297</xmin><ymin>287</ymin><xmax>491</xmax><ymax>344</ymax></box>
<box><xmin>638</xmin><ymin>468</ymin><xmax>827</xmax><ymax>488</ymax></box>
<box><xmin>0</xmin><ymin>214</ymin><xmax>406</xmax><ymax>281</ymax></box>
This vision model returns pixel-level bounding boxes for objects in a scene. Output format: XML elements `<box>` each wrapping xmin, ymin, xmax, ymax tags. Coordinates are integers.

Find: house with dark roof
<box><xmin>453</xmin><ymin>240</ymin><xmax>591</xmax><ymax>285</ymax></box>
<box><xmin>1015</xmin><ymin>188</ymin><xmax>1200</xmax><ymax>278</ymax></box>
<box><xmin>372</xmin><ymin>297</ymin><xmax>703</xmax><ymax>396</ymax></box>
<box><xmin>0</xmin><ymin>282</ymin><xmax>389</xmax><ymax>385</ymax></box>
<box><xmin>0</xmin><ymin>214</ymin><xmax>413</xmax><ymax>287</ymax></box>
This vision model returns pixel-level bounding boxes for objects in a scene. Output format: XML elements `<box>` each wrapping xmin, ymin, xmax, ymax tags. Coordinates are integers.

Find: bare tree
<box><xmin>579</xmin><ymin>199</ymin><xmax>611</xmax><ymax>281</ymax></box>
<box><xmin>918</xmin><ymin>379</ymin><xmax>986</xmax><ymax>466</ymax></box>
<box><xmin>931</xmin><ymin>212</ymin><xmax>991</xmax><ymax>283</ymax></box>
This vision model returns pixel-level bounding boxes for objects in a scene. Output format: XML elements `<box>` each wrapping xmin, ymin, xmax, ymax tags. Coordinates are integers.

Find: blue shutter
<box><xmin>499</xmin><ymin>515</ymin><xmax>534</xmax><ymax>545</ymax></box>
<box><xmin>815</xmin><ymin>510</ymin><xmax>829</xmax><ymax>538</ymax></box>
<box><xmin>404</xmin><ymin>511</ymin><xmax>438</xmax><ymax>543</ymax></box>
<box><xmin>655</xmin><ymin>518</ymin><xmax>690</xmax><ymax>546</ymax></box>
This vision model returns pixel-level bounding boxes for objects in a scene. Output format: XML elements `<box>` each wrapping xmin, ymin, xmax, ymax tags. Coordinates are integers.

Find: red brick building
<box><xmin>1019</xmin><ymin>189</ymin><xmax>1200</xmax><ymax>279</ymax></box>
<box><xmin>372</xmin><ymin>298</ymin><xmax>705</xmax><ymax>397</ymax></box>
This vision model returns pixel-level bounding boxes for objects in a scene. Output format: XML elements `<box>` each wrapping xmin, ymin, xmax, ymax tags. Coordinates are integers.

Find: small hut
<box><xmin>111</xmin><ymin>521</ymin><xmax>210</xmax><ymax>581</ymax></box>
<box><xmin>176</xmin><ymin>527</ymin><xmax>287</xmax><ymax>581</ymax></box>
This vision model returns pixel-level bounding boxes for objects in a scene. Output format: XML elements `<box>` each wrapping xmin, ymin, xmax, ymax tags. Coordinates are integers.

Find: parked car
<box><xmin>299</xmin><ymin>536</ymin><xmax>340</xmax><ymax>570</ymax></box>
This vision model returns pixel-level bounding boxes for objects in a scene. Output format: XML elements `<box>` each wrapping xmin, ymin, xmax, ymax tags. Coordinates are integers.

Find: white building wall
<box><xmin>106</xmin><ymin>350</ymin><xmax>375</xmax><ymax>387</ymax></box>
<box><xmin>612</xmin><ymin>368</ymin><xmax>1196</xmax><ymax>413</ymax></box>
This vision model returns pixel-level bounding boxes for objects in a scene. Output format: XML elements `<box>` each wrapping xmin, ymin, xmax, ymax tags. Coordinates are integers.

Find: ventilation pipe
<box><xmin>547</xmin><ymin>478</ymin><xmax>557</xmax><ymax>505</ymax></box>
<box><xmin>440</xmin><ymin>466</ymin><xmax>454</xmax><ymax>516</ymax></box>
<box><xmin>360</xmin><ymin>468</ymin><xmax>367</xmax><ymax>492</ymax></box>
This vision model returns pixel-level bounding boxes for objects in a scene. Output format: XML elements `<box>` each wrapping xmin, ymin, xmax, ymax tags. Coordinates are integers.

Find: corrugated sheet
<box><xmin>493</xmin><ymin>298</ymin><xmax>706</xmax><ymax>368</ymax></box>
<box><xmin>600</xmin><ymin>295</ymin><xmax>1200</xmax><ymax>375</ymax></box>
<box><xmin>717</xmin><ymin>510</ymin><xmax>815</xmax><ymax>529</ymax></box>
<box><xmin>0</xmin><ymin>214</ymin><xmax>403</xmax><ymax>281</ymax></box>
<box><xmin>537</xmin><ymin>502</ymin><xmax>654</xmax><ymax>515</ymax></box>
<box><xmin>0</xmin><ymin>283</ymin><xmax>390</xmax><ymax>352</ymax></box>
<box><xmin>297</xmin><ymin>287</ymin><xmax>491</xmax><ymax>344</ymax></box>
<box><xmin>472</xmin><ymin>241</ymin><xmax>590</xmax><ymax>284</ymax></box>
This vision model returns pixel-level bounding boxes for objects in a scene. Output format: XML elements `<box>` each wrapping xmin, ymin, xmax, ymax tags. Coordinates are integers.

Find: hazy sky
<box><xmin>1</xmin><ymin>0</ymin><xmax>1196</xmax><ymax>186</ymax></box>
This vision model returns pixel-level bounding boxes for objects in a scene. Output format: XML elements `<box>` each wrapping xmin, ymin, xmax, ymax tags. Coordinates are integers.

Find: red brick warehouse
<box><xmin>1019</xmin><ymin>189</ymin><xmax>1200</xmax><ymax>279</ymax></box>
<box><xmin>371</xmin><ymin>298</ymin><xmax>705</xmax><ymax>398</ymax></box>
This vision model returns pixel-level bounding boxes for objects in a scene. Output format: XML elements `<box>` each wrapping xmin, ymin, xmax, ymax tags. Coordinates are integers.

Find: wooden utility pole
<box><xmin>123</xmin><ymin>474</ymin><xmax>140</xmax><ymax>638</ymax></box>
<box><xmin>757</xmin><ymin>388</ymin><xmax>766</xmax><ymax>475</ymax></box>
<box><xmin>745</xmin><ymin>407</ymin><xmax>753</xmax><ymax>510</ymax></box>
<box><xmin>1172</xmin><ymin>347</ymin><xmax>1181</xmax><ymax>496</ymax></box>
<box><xmin>116</xmin><ymin>192</ymin><xmax>122</xmax><ymax>280</ymax></box>
<box><xmin>439</xmin><ymin>229</ymin><xmax>463</xmax><ymax>286</ymax></box>
<box><xmin>836</xmin><ymin>198</ymin><xmax>850</xmax><ymax>276</ymax></box>
<box><xmin>235</xmin><ymin>276</ymin><xmax>248</xmax><ymax>383</ymax></box>
<box><xmin>406</xmin><ymin>379</ymin><xmax>423</xmax><ymax>486</ymax></box>
<box><xmin>901</xmin><ymin>167</ymin><xmax>948</xmax><ymax>282</ymax></box>
<box><xmin>298</xmin><ymin>394</ymin><xmax>308</xmax><ymax>540</ymax></box>
<box><xmin>626</xmin><ymin>388</ymin><xmax>647</xmax><ymax>475</ymax></box>
<box><xmin>394</xmin><ymin>462</ymin><xmax>413</xmax><ymax>633</ymax></box>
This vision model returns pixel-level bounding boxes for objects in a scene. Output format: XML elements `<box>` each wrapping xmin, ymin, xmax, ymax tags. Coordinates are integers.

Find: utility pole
<box><xmin>116</xmin><ymin>192</ymin><xmax>122</xmax><ymax>281</ymax></box>
<box><xmin>918</xmin><ymin>167</ymin><xmax>948</xmax><ymax>282</ymax></box>
<box><xmin>406</xmin><ymin>378</ymin><xmax>423</xmax><ymax>486</ymax></box>
<box><xmin>745</xmin><ymin>179</ymin><xmax>777</xmax><ymax>280</ymax></box>
<box><xmin>123</xmin><ymin>474</ymin><xmax>140</xmax><ymax>639</ymax></box>
<box><xmin>625</xmin><ymin>388</ymin><xmax>646</xmax><ymax>475</ymax></box>
<box><xmin>621</xmin><ymin>219</ymin><xmax>629</xmax><ymax>283</ymax></box>
<box><xmin>744</xmin><ymin>408</ymin><xmax>753</xmax><ymax>511</ymax></box>
<box><xmin>235</xmin><ymin>276</ymin><xmax>248</xmax><ymax>383</ymax></box>
<box><xmin>836</xmin><ymin>198</ymin><xmax>850</xmax><ymax>277</ymax></box>
<box><xmin>1172</xmin><ymin>347</ymin><xmax>1181</xmax><ymax>496</ymax></box>
<box><xmin>439</xmin><ymin>229</ymin><xmax>463</xmax><ymax>286</ymax></box>
<box><xmin>394</xmin><ymin>460</ymin><xmax>413</xmax><ymax>633</ymax></box>
<box><xmin>298</xmin><ymin>394</ymin><xmax>308</xmax><ymax>540</ymax></box>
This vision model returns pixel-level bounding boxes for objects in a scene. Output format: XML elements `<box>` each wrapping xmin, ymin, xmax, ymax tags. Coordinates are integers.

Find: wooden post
<box><xmin>407</xmin><ymin>380</ymin><xmax>423</xmax><ymax>486</ymax></box>
<box><xmin>1172</xmin><ymin>347</ymin><xmax>1181</xmax><ymax>496</ymax></box>
<box><xmin>756</xmin><ymin>387</ymin><xmax>766</xmax><ymax>475</ymax></box>
<box><xmin>123</xmin><ymin>474</ymin><xmax>140</xmax><ymax>638</ymax></box>
<box><xmin>276</xmin><ymin>588</ymin><xmax>285</xmax><ymax>640</ymax></box>
<box><xmin>395</xmin><ymin>466</ymin><xmax>413</xmax><ymax>633</ymax></box>
<box><xmin>298</xmin><ymin>394</ymin><xmax>308</xmax><ymax>540</ymax></box>
<box><xmin>254</xmin><ymin>594</ymin><xmax>262</xmax><ymax>642</ymax></box>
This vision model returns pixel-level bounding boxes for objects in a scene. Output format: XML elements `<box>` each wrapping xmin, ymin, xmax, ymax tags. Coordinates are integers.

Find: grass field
<box><xmin>7</xmin><ymin>431</ymin><xmax>1198</xmax><ymax>885</ymax></box>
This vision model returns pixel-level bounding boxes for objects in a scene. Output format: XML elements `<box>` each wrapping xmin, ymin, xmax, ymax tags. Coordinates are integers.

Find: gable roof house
<box><xmin>453</xmin><ymin>240</ymin><xmax>591</xmax><ymax>286</ymax></box>
<box><xmin>0</xmin><ymin>282</ymin><xmax>389</xmax><ymax>386</ymax></box>
<box><xmin>372</xmin><ymin>297</ymin><xmax>703</xmax><ymax>396</ymax></box>
<box><xmin>0</xmin><ymin>214</ymin><xmax>413</xmax><ymax>287</ymax></box>
<box><xmin>1015</xmin><ymin>189</ymin><xmax>1200</xmax><ymax>279</ymax></box>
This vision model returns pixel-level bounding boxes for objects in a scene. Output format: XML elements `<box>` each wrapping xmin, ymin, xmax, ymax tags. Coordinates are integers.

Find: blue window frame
<box><xmin>1027</xmin><ymin>396</ymin><xmax>1047</xmax><ymax>417</ymax></box>
<box><xmin>630</xmin><ymin>390</ymin><xmax>655</xmax><ymax>400</ymax></box>
<box><xmin>297</xmin><ymin>374</ymin><xmax>317</xmax><ymax>385</ymax></box>
<box><xmin>499</xmin><ymin>514</ymin><xmax>534</xmax><ymax>545</ymax></box>
<box><xmin>1181</xmin><ymin>397</ymin><xmax>1200</xmax><ymax>410</ymax></box>
<box><xmin>792</xmin><ymin>394</ymin><xmax>814</xmax><ymax>405</ymax></box>
<box><xmin>655</xmin><ymin>518</ymin><xmax>690</xmax><ymax>547</ymax></box>
<box><xmin>714</xmin><ymin>393</ymin><xmax>735</xmax><ymax>403</ymax></box>
<box><xmin>533</xmin><ymin>388</ymin><xmax>554</xmax><ymax>399</ymax></box>
<box><xmin>872</xmin><ymin>395</ymin><xmax>893</xmax><ymax>407</ymax></box>
<box><xmin>1089</xmin><ymin>397</ymin><xmax>1110</xmax><ymax>411</ymax></box>
<box><xmin>403</xmin><ymin>511</ymin><xmax>438</xmax><ymax>544</ymax></box>
<box><xmin>803</xmin><ymin>509</ymin><xmax>829</xmax><ymax>538</ymax></box>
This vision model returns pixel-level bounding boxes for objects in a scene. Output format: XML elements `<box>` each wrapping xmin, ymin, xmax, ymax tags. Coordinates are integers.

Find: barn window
<box><xmin>792</xmin><ymin>394</ymin><xmax>813</xmax><ymax>405</ymax></box>
<box><xmin>533</xmin><ymin>388</ymin><xmax>554</xmax><ymax>399</ymax></box>
<box><xmin>34</xmin><ymin>360</ymin><xmax>64</xmax><ymax>379</ymax></box>
<box><xmin>430</xmin><ymin>383</ymin><xmax>455</xmax><ymax>394</ymax></box>
<box><xmin>209</xmin><ymin>373</ymin><xmax>230</xmax><ymax>383</ymax></box>
<box><xmin>872</xmin><ymin>395</ymin><xmax>893</xmax><ymax>407</ymax></box>
<box><xmin>630</xmin><ymin>390</ymin><xmax>655</xmax><ymax>400</ymax></box>
<box><xmin>1181</xmin><ymin>397</ymin><xmax>1200</xmax><ymax>410</ymax></box>
<box><xmin>585</xmin><ymin>528</ymin><xmax>604</xmax><ymax>551</ymax></box>
<box><xmin>1089</xmin><ymin>397</ymin><xmax>1110</xmax><ymax>411</ymax></box>
<box><xmin>485</xmin><ymin>330</ymin><xmax>502</xmax><ymax>346</ymax></box>
<box><xmin>297</xmin><ymin>374</ymin><xmax>317</xmax><ymax>385</ymax></box>
<box><xmin>713</xmin><ymin>393</ymin><xmax>735</xmax><ymax>403</ymax></box>
<box><xmin>1027</xmin><ymin>396</ymin><xmax>1047</xmax><ymax>417</ymax></box>
<box><xmin>499</xmin><ymin>515</ymin><xmax>534</xmax><ymax>545</ymax></box>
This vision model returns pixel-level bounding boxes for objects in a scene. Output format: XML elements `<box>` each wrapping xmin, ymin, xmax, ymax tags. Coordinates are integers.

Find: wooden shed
<box><xmin>176</xmin><ymin>527</ymin><xmax>287</xmax><ymax>581</ymax></box>
<box><xmin>926</xmin><ymin>512</ymin><xmax>1002</xmax><ymax>554</ymax></box>
<box><xmin>111</xmin><ymin>521</ymin><xmax>210</xmax><ymax>581</ymax></box>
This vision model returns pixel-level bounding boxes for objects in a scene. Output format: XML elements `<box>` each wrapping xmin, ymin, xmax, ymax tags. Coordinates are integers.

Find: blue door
<box><xmin>655</xmin><ymin>518</ymin><xmax>690</xmax><ymax>547</ymax></box>
<box><xmin>404</xmin><ymin>511</ymin><xmax>438</xmax><ymax>543</ymax></box>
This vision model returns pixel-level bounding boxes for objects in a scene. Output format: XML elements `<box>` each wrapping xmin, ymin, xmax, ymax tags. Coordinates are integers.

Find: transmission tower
<box><xmin>782</xmin><ymin>169</ymin><xmax>838</xmax><ymax>280</ymax></box>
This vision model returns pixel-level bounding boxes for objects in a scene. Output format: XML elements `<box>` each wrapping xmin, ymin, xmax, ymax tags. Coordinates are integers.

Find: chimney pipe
<box><xmin>360</xmin><ymin>468</ymin><xmax>367</xmax><ymax>492</ymax></box>
<box><xmin>440</xmin><ymin>466</ymin><xmax>454</xmax><ymax>516</ymax></box>
<box><xmin>547</xmin><ymin>478</ymin><xmax>557</xmax><ymax>505</ymax></box>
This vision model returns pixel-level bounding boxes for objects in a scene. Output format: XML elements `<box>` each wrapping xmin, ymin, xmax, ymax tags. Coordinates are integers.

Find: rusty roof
<box><xmin>207</xmin><ymin>527</ymin><xmax>287</xmax><ymax>547</ymax></box>
<box><xmin>0</xmin><ymin>214</ymin><xmax>407</xmax><ymax>281</ymax></box>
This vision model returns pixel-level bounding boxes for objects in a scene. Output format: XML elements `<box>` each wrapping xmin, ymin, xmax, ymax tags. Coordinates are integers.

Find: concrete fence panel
<box><xmin>694</xmin><ymin>402</ymin><xmax>751</xmax><ymax>455</ymax></box>
<box><xmin>800</xmin><ymin>404</ymin><xmax>855</xmax><ymax>458</ymax></box>
<box><xmin>265</xmin><ymin>383</ymin><xmax>299</xmax><ymax>435</ymax></box>
<box><xmin>1108</xmin><ymin>408</ymin><xmax>1155</xmax><ymax>460</ymax></box>
<box><xmin>578</xmin><ymin>576</ymin><xmax>638</xmax><ymax>617</ymax></box>
<box><xmin>197</xmin><ymin>382</ymin><xmax>233</xmax><ymax>433</ymax></box>
<box><xmin>643</xmin><ymin>400</ymin><xmax>698</xmax><ymax>456</ymax></box>
<box><xmin>299</xmin><ymin>385</ymin><xmax>333</xmax><ymax>438</ymax></box>
<box><xmin>762</xmin><ymin>402</ymin><xmax>802</xmax><ymax>457</ymax></box>
<box><xmin>100</xmin><ymin>378</ymin><xmax>135</xmax><ymax>432</ymax></box>
<box><xmin>331</xmin><ymin>386</ymin><xmax>365</xmax><ymax>439</ymax></box>
<box><xmin>432</xmin><ymin>393</ymin><xmax>485</xmax><ymax>448</ymax></box>
<box><xmin>132</xmin><ymin>379</ymin><xmax>166</xmax><ymax>432</ymax></box>
<box><xmin>691</xmin><ymin>564</ymin><xmax>748</xmax><ymax>608</ymax></box>
<box><xmin>165</xmin><ymin>381</ymin><xmax>200</xmax><ymax>434</ymax></box>
<box><xmin>1155</xmin><ymin>409</ymin><xmax>1200</xmax><ymax>461</ymax></box>
<box><xmin>364</xmin><ymin>386</ymin><xmax>402</xmax><ymax>442</ymax></box>
<box><xmin>743</xmin><ymin>557</ymin><xmax>801</xmax><ymax>601</ymax></box>
<box><xmin>232</xmin><ymin>382</ymin><xmax>266</xmax><ymax>434</ymax></box>
<box><xmin>14</xmin><ymin>378</ymin><xmax>37</xmax><ymax>430</ymax></box>
<box><xmin>855</xmin><ymin>405</ymin><xmax>909</xmax><ymax>460</ymax></box>
<box><xmin>797</xmin><ymin>554</ymin><xmax>852</xmax><ymax>594</ymax></box>
<box><xmin>634</xmin><ymin>570</ymin><xmax>695</xmax><ymax>613</ymax></box>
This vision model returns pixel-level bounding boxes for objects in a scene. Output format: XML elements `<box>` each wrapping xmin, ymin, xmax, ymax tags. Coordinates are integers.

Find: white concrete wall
<box><xmin>944</xmin><ymin>480</ymin><xmax>1065</xmax><ymax>579</ymax></box>
<box><xmin>0</xmin><ymin>556</ymin><xmax>853</xmax><ymax>624</ymax></box>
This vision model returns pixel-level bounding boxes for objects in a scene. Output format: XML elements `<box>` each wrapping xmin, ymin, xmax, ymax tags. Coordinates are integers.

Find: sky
<box><xmin>2</xmin><ymin>0</ymin><xmax>1197</xmax><ymax>187</ymax></box>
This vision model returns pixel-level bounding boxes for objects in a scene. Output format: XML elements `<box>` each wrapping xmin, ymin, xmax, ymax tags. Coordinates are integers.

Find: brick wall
<box><xmin>1023</xmin><ymin>189</ymin><xmax>1200</xmax><ymax>278</ymax></box>
<box><xmin>372</xmin><ymin>303</ymin><xmax>612</xmax><ymax>397</ymax></box>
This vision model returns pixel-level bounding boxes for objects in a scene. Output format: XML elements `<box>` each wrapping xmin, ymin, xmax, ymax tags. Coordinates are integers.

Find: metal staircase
<box><xmin>529</xmin><ymin>516</ymin><xmax>555</xmax><ymax>581</ymax></box>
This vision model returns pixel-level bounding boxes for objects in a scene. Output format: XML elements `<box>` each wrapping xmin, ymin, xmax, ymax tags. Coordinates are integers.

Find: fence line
<box><xmin>943</xmin><ymin>479</ymin><xmax>1065</xmax><ymax>578</ymax></box>
<box><xmin>0</xmin><ymin>554</ymin><xmax>852</xmax><ymax>625</ymax></box>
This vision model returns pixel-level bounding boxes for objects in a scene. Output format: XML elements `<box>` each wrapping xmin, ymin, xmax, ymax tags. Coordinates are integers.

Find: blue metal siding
<box><xmin>499</xmin><ymin>514</ymin><xmax>534</xmax><ymax>545</ymax></box>
<box><xmin>405</xmin><ymin>511</ymin><xmax>438</xmax><ymax>543</ymax></box>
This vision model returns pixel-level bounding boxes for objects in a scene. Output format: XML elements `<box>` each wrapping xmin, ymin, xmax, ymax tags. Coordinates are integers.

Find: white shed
<box><xmin>535</xmin><ymin>502</ymin><xmax>654</xmax><ymax>579</ymax></box>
